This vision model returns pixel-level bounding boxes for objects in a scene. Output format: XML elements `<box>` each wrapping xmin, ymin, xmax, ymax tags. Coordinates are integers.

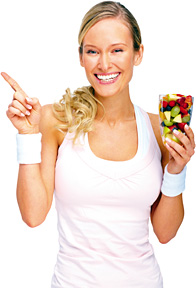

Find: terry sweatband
<box><xmin>161</xmin><ymin>164</ymin><xmax>187</xmax><ymax>197</ymax></box>
<box><xmin>16</xmin><ymin>133</ymin><xmax>42</xmax><ymax>164</ymax></box>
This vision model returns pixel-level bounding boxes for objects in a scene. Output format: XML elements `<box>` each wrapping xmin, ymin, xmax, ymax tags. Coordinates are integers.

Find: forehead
<box><xmin>83</xmin><ymin>18</ymin><xmax>133</xmax><ymax>47</ymax></box>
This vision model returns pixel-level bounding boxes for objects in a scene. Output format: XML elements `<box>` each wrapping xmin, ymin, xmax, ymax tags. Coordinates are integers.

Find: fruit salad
<box><xmin>159</xmin><ymin>94</ymin><xmax>194</xmax><ymax>144</ymax></box>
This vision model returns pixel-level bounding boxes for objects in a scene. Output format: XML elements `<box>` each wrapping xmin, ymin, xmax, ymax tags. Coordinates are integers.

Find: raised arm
<box><xmin>149</xmin><ymin>113</ymin><xmax>195</xmax><ymax>243</ymax></box>
<box><xmin>2</xmin><ymin>72</ymin><xmax>60</xmax><ymax>227</ymax></box>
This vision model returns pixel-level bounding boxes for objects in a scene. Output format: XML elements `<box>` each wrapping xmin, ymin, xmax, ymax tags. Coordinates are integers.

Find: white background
<box><xmin>0</xmin><ymin>0</ymin><xmax>195</xmax><ymax>287</ymax></box>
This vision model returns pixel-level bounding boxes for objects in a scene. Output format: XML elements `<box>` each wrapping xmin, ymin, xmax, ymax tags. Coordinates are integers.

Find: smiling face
<box><xmin>79</xmin><ymin>17</ymin><xmax>143</xmax><ymax>100</ymax></box>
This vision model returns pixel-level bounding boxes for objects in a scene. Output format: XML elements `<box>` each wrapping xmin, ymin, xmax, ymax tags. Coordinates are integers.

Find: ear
<box><xmin>79</xmin><ymin>47</ymin><xmax>84</xmax><ymax>67</ymax></box>
<box><xmin>134</xmin><ymin>44</ymin><xmax>144</xmax><ymax>66</ymax></box>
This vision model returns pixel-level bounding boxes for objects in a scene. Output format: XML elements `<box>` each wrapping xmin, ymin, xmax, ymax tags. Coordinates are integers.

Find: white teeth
<box><xmin>96</xmin><ymin>73</ymin><xmax>119</xmax><ymax>81</ymax></box>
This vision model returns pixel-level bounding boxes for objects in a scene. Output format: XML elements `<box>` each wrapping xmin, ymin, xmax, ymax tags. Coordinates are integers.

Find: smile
<box><xmin>95</xmin><ymin>72</ymin><xmax>120</xmax><ymax>83</ymax></box>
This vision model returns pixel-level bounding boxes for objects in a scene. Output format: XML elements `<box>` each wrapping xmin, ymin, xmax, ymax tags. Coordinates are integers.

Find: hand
<box><xmin>165</xmin><ymin>125</ymin><xmax>195</xmax><ymax>174</ymax></box>
<box><xmin>1</xmin><ymin>72</ymin><xmax>41</xmax><ymax>134</ymax></box>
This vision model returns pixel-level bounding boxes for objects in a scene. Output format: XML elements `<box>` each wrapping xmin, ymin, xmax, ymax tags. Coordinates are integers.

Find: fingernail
<box><xmin>25</xmin><ymin>110</ymin><xmax>31</xmax><ymax>116</ymax></box>
<box><xmin>26</xmin><ymin>104</ymin><xmax>32</xmax><ymax>110</ymax></box>
<box><xmin>185</xmin><ymin>124</ymin><xmax>189</xmax><ymax>129</ymax></box>
<box><xmin>173</xmin><ymin>129</ymin><xmax>179</xmax><ymax>135</ymax></box>
<box><xmin>21</xmin><ymin>113</ymin><xmax>25</xmax><ymax>117</ymax></box>
<box><xmin>166</xmin><ymin>137</ymin><xmax>172</xmax><ymax>143</ymax></box>
<box><xmin>26</xmin><ymin>97</ymin><xmax>33</xmax><ymax>103</ymax></box>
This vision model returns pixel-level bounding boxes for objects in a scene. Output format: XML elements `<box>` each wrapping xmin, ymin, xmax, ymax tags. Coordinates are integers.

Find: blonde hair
<box><xmin>53</xmin><ymin>1</ymin><xmax>142</xmax><ymax>143</ymax></box>
<box><xmin>53</xmin><ymin>86</ymin><xmax>103</xmax><ymax>143</ymax></box>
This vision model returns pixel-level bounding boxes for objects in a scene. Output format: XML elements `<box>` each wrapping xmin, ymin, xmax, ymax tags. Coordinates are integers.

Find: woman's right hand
<box><xmin>1</xmin><ymin>72</ymin><xmax>42</xmax><ymax>134</ymax></box>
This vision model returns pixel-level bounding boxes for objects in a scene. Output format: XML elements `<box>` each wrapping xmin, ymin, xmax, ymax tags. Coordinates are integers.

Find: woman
<box><xmin>2</xmin><ymin>1</ymin><xmax>195</xmax><ymax>287</ymax></box>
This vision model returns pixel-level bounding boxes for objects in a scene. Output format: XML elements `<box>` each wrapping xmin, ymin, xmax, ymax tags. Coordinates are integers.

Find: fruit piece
<box><xmin>160</xmin><ymin>107</ymin><xmax>166</xmax><ymax>112</ymax></box>
<box><xmin>168</xmin><ymin>94</ymin><xmax>179</xmax><ymax>101</ymax></box>
<box><xmin>182</xmin><ymin>102</ymin><xmax>188</xmax><ymax>109</ymax></box>
<box><xmin>164</xmin><ymin>111</ymin><xmax>171</xmax><ymax>121</ymax></box>
<box><xmin>187</xmin><ymin>102</ymin><xmax>192</xmax><ymax>110</ymax></box>
<box><xmin>166</xmin><ymin>106</ymin><xmax>172</xmax><ymax>111</ymax></box>
<box><xmin>185</xmin><ymin>95</ymin><xmax>192</xmax><ymax>103</ymax></box>
<box><xmin>163</xmin><ymin>126</ymin><xmax>171</xmax><ymax>136</ymax></box>
<box><xmin>182</xmin><ymin>115</ymin><xmax>190</xmax><ymax>123</ymax></box>
<box><xmin>180</xmin><ymin>106</ymin><xmax>188</xmax><ymax>115</ymax></box>
<box><xmin>164</xmin><ymin>119</ymin><xmax>173</xmax><ymax>126</ymax></box>
<box><xmin>169</xmin><ymin>101</ymin><xmax>176</xmax><ymax>107</ymax></box>
<box><xmin>173</xmin><ymin>114</ymin><xmax>182</xmax><ymax>123</ymax></box>
<box><xmin>169</xmin><ymin>125</ymin><xmax>177</xmax><ymax>131</ymax></box>
<box><xmin>159</xmin><ymin>112</ymin><xmax>165</xmax><ymax>120</ymax></box>
<box><xmin>162</xmin><ymin>101</ymin><xmax>168</xmax><ymax>108</ymax></box>
<box><xmin>166</xmin><ymin>133</ymin><xmax>181</xmax><ymax>144</ymax></box>
<box><xmin>178</xmin><ymin>122</ymin><xmax>186</xmax><ymax>132</ymax></box>
<box><xmin>177</xmin><ymin>97</ymin><xmax>185</xmax><ymax>106</ymax></box>
<box><xmin>172</xmin><ymin>135</ymin><xmax>181</xmax><ymax>144</ymax></box>
<box><xmin>165</xmin><ymin>133</ymin><xmax>173</xmax><ymax>140</ymax></box>
<box><xmin>171</xmin><ymin>106</ymin><xmax>180</xmax><ymax>117</ymax></box>
<box><xmin>163</xmin><ymin>96</ymin><xmax>169</xmax><ymax>101</ymax></box>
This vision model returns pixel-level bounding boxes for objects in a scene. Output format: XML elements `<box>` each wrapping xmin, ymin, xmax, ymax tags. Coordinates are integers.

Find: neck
<box><xmin>95</xmin><ymin>88</ymin><xmax>135</xmax><ymax>125</ymax></box>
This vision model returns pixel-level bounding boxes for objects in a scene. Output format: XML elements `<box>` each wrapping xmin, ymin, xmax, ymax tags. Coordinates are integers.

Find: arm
<box><xmin>151</xmin><ymin>193</ymin><xmax>184</xmax><ymax>244</ymax></box>
<box><xmin>149</xmin><ymin>113</ymin><xmax>195</xmax><ymax>244</ymax></box>
<box><xmin>2</xmin><ymin>72</ymin><xmax>63</xmax><ymax>227</ymax></box>
<box><xmin>17</xmin><ymin>105</ymin><xmax>61</xmax><ymax>227</ymax></box>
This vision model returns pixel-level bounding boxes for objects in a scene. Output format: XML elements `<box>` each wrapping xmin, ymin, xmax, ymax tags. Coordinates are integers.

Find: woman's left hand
<box><xmin>165</xmin><ymin>124</ymin><xmax>195</xmax><ymax>174</ymax></box>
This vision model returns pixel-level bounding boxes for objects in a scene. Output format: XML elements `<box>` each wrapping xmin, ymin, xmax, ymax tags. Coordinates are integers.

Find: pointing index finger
<box><xmin>1</xmin><ymin>72</ymin><xmax>23</xmax><ymax>92</ymax></box>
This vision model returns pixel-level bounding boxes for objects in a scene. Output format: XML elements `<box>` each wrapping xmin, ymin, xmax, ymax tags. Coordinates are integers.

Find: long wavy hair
<box><xmin>53</xmin><ymin>1</ymin><xmax>142</xmax><ymax>144</ymax></box>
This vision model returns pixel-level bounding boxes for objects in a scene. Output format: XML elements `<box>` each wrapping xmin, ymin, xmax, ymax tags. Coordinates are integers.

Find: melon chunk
<box><xmin>173</xmin><ymin>114</ymin><xmax>182</xmax><ymax>123</ymax></box>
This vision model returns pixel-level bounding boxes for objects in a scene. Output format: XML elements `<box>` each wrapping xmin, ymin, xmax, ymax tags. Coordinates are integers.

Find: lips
<box><xmin>95</xmin><ymin>72</ymin><xmax>120</xmax><ymax>83</ymax></box>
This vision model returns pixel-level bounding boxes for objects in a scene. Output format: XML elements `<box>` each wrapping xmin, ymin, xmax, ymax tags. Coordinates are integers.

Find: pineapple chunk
<box><xmin>164</xmin><ymin>111</ymin><xmax>171</xmax><ymax>121</ymax></box>
<box><xmin>168</xmin><ymin>94</ymin><xmax>180</xmax><ymax>101</ymax></box>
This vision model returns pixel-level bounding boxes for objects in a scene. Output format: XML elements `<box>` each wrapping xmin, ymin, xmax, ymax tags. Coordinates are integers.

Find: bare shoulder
<box><xmin>39</xmin><ymin>104</ymin><xmax>65</xmax><ymax>146</ymax></box>
<box><xmin>147</xmin><ymin>113</ymin><xmax>160</xmax><ymax>136</ymax></box>
<box><xmin>147</xmin><ymin>112</ymin><xmax>169</xmax><ymax>169</ymax></box>
<box><xmin>39</xmin><ymin>104</ymin><xmax>56</xmax><ymax>133</ymax></box>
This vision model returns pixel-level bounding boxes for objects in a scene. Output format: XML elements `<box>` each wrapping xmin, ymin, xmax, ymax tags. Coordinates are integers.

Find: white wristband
<box><xmin>16</xmin><ymin>133</ymin><xmax>42</xmax><ymax>164</ymax></box>
<box><xmin>161</xmin><ymin>164</ymin><xmax>187</xmax><ymax>197</ymax></box>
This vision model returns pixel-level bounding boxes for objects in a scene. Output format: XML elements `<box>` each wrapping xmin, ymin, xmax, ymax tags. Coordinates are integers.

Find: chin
<box><xmin>94</xmin><ymin>87</ymin><xmax>124</xmax><ymax>99</ymax></box>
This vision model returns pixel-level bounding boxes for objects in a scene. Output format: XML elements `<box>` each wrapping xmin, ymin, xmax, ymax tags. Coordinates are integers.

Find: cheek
<box><xmin>81</xmin><ymin>58</ymin><xmax>97</xmax><ymax>85</ymax></box>
<box><xmin>119</xmin><ymin>61</ymin><xmax>135</xmax><ymax>79</ymax></box>
<box><xmin>116</xmin><ymin>53</ymin><xmax>135</xmax><ymax>68</ymax></box>
<box><xmin>82</xmin><ymin>56</ymin><xmax>97</xmax><ymax>72</ymax></box>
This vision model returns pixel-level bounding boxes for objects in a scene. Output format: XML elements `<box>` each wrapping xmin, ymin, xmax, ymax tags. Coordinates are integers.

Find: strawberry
<box><xmin>162</xmin><ymin>101</ymin><xmax>168</xmax><ymax>108</ymax></box>
<box><xmin>169</xmin><ymin>100</ymin><xmax>176</xmax><ymax>107</ymax></box>
<box><xmin>177</xmin><ymin>97</ymin><xmax>185</xmax><ymax>106</ymax></box>
<box><xmin>180</xmin><ymin>106</ymin><xmax>188</xmax><ymax>115</ymax></box>
<box><xmin>177</xmin><ymin>122</ymin><xmax>186</xmax><ymax>132</ymax></box>
<box><xmin>177</xmin><ymin>94</ymin><xmax>184</xmax><ymax>97</ymax></box>
<box><xmin>169</xmin><ymin>125</ymin><xmax>177</xmax><ymax>131</ymax></box>
<box><xmin>182</xmin><ymin>102</ymin><xmax>188</xmax><ymax>109</ymax></box>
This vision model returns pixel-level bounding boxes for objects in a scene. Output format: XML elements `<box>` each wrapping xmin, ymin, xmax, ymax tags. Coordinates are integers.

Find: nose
<box><xmin>98</xmin><ymin>52</ymin><xmax>112</xmax><ymax>72</ymax></box>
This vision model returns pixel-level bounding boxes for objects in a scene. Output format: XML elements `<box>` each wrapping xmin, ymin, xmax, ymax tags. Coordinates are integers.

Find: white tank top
<box><xmin>52</xmin><ymin>105</ymin><xmax>163</xmax><ymax>288</ymax></box>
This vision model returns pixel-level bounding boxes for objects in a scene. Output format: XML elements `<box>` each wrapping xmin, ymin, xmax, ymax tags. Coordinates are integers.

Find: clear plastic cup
<box><xmin>159</xmin><ymin>94</ymin><xmax>194</xmax><ymax>144</ymax></box>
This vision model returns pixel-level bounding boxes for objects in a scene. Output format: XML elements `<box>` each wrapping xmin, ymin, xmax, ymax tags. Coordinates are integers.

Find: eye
<box><xmin>86</xmin><ymin>50</ymin><xmax>97</xmax><ymax>55</ymax></box>
<box><xmin>113</xmin><ymin>48</ymin><xmax>123</xmax><ymax>53</ymax></box>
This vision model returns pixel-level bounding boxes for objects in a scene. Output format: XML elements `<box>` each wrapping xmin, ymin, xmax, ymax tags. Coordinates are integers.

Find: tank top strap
<box><xmin>135</xmin><ymin>105</ymin><xmax>161</xmax><ymax>159</ymax></box>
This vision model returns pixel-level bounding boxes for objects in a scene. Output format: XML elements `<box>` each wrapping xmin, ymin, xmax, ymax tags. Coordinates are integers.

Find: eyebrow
<box><xmin>83</xmin><ymin>43</ymin><xmax>128</xmax><ymax>49</ymax></box>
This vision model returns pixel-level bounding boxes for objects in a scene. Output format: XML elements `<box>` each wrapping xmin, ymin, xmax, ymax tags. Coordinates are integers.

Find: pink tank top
<box><xmin>52</xmin><ymin>105</ymin><xmax>163</xmax><ymax>288</ymax></box>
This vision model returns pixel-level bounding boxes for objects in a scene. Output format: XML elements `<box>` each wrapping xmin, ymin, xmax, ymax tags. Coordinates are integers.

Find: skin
<box><xmin>1</xmin><ymin>18</ymin><xmax>195</xmax><ymax>244</ymax></box>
